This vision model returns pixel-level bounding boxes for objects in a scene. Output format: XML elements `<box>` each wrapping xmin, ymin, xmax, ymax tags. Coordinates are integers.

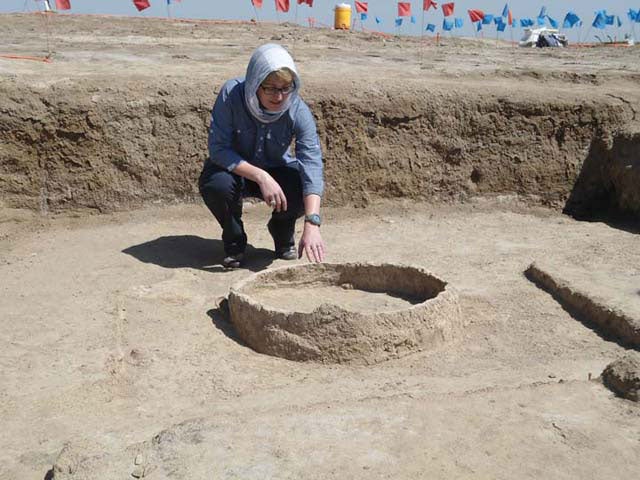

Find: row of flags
<box><xmin>355</xmin><ymin>2</ymin><xmax>514</xmax><ymax>32</ymax></box>
<box><xmin>591</xmin><ymin>9</ymin><xmax>638</xmax><ymax>29</ymax></box>
<box><xmin>352</xmin><ymin>3</ymin><xmax>640</xmax><ymax>33</ymax></box>
<box><xmin>252</xmin><ymin>0</ymin><xmax>313</xmax><ymax>11</ymax></box>
<box><xmin>40</xmin><ymin>0</ymin><xmax>182</xmax><ymax>12</ymax></box>
<box><xmin>38</xmin><ymin>1</ymin><xmax>640</xmax><ymax>34</ymax></box>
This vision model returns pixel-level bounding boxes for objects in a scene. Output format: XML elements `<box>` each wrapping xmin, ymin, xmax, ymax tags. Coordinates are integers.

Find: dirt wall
<box><xmin>313</xmin><ymin>90</ymin><xmax>634</xmax><ymax>211</ymax></box>
<box><xmin>0</xmin><ymin>78</ymin><xmax>637</xmax><ymax>217</ymax></box>
<box><xmin>565</xmin><ymin>129</ymin><xmax>640</xmax><ymax>219</ymax></box>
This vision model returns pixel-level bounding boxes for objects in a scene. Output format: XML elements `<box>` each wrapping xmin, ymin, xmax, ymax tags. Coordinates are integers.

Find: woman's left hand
<box><xmin>298</xmin><ymin>224</ymin><xmax>325</xmax><ymax>263</ymax></box>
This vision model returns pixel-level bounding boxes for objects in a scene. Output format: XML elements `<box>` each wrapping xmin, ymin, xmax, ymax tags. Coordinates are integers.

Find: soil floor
<box><xmin>0</xmin><ymin>12</ymin><xmax>639</xmax><ymax>480</ymax></box>
<box><xmin>2</xmin><ymin>199</ymin><xmax>639</xmax><ymax>479</ymax></box>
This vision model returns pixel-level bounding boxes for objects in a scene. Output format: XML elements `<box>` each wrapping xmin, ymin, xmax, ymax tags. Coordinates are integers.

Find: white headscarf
<box><xmin>244</xmin><ymin>43</ymin><xmax>302</xmax><ymax>124</ymax></box>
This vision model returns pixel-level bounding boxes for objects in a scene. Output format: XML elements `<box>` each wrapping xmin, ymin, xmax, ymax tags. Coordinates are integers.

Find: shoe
<box><xmin>222</xmin><ymin>253</ymin><xmax>244</xmax><ymax>269</ymax></box>
<box><xmin>275</xmin><ymin>246</ymin><xmax>297</xmax><ymax>261</ymax></box>
<box><xmin>268</xmin><ymin>220</ymin><xmax>297</xmax><ymax>260</ymax></box>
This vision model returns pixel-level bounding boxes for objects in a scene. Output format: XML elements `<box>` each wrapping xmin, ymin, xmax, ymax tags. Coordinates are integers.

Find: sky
<box><xmin>2</xmin><ymin>1</ymin><xmax>638</xmax><ymax>40</ymax></box>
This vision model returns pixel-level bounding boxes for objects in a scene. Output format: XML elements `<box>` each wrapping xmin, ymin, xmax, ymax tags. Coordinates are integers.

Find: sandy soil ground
<box><xmin>0</xmin><ymin>13</ymin><xmax>639</xmax><ymax>480</ymax></box>
<box><xmin>2</xmin><ymin>199</ymin><xmax>639</xmax><ymax>479</ymax></box>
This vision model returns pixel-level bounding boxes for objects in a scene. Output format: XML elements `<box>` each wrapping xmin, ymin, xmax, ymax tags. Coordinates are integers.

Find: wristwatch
<box><xmin>304</xmin><ymin>213</ymin><xmax>322</xmax><ymax>227</ymax></box>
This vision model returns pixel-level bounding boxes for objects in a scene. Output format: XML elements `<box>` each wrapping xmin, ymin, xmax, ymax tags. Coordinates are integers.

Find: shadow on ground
<box><xmin>122</xmin><ymin>235</ymin><xmax>275</xmax><ymax>272</ymax></box>
<box><xmin>206</xmin><ymin>298</ymin><xmax>247</xmax><ymax>347</ymax></box>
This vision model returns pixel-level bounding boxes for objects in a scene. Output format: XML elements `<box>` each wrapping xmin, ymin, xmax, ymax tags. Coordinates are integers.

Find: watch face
<box><xmin>305</xmin><ymin>214</ymin><xmax>321</xmax><ymax>226</ymax></box>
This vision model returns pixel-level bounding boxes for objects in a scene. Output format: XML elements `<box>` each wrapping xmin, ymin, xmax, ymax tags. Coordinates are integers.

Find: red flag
<box><xmin>252</xmin><ymin>0</ymin><xmax>263</xmax><ymax>8</ymax></box>
<box><xmin>55</xmin><ymin>0</ymin><xmax>71</xmax><ymax>9</ymax></box>
<box><xmin>441</xmin><ymin>2</ymin><xmax>455</xmax><ymax>17</ymax></box>
<box><xmin>298</xmin><ymin>0</ymin><xmax>313</xmax><ymax>5</ymax></box>
<box><xmin>397</xmin><ymin>2</ymin><xmax>411</xmax><ymax>17</ymax></box>
<box><xmin>275</xmin><ymin>0</ymin><xmax>290</xmax><ymax>12</ymax></box>
<box><xmin>355</xmin><ymin>1</ymin><xmax>368</xmax><ymax>14</ymax></box>
<box><xmin>423</xmin><ymin>0</ymin><xmax>438</xmax><ymax>11</ymax></box>
<box><xmin>508</xmin><ymin>9</ymin><xmax>513</xmax><ymax>26</ymax></box>
<box><xmin>467</xmin><ymin>9</ymin><xmax>484</xmax><ymax>23</ymax></box>
<box><xmin>133</xmin><ymin>0</ymin><xmax>150</xmax><ymax>12</ymax></box>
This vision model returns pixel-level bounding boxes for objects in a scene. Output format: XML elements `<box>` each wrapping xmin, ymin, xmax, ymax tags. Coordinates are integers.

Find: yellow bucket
<box><xmin>334</xmin><ymin>3</ymin><xmax>352</xmax><ymax>30</ymax></box>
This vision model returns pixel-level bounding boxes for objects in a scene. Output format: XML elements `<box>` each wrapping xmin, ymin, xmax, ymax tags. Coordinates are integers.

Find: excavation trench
<box><xmin>0</xmin><ymin>79</ymin><xmax>638</xmax><ymax>219</ymax></box>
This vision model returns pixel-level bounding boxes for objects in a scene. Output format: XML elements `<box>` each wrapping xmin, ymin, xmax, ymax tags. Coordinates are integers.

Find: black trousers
<box><xmin>199</xmin><ymin>162</ymin><xmax>304</xmax><ymax>256</ymax></box>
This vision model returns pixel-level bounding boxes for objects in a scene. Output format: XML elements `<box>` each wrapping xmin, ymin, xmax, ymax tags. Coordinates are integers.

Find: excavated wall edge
<box><xmin>0</xmin><ymin>79</ymin><xmax>638</xmax><ymax>217</ymax></box>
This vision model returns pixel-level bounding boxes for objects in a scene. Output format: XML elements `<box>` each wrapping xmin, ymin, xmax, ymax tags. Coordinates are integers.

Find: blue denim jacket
<box><xmin>207</xmin><ymin>78</ymin><xmax>324</xmax><ymax>197</ymax></box>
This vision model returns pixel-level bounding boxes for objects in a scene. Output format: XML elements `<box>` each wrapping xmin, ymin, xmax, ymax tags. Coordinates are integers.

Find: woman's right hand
<box><xmin>257</xmin><ymin>170</ymin><xmax>287</xmax><ymax>212</ymax></box>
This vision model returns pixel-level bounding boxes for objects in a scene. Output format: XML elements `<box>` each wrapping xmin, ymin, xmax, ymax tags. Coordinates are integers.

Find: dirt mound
<box><xmin>602</xmin><ymin>355</ymin><xmax>640</xmax><ymax>401</ymax></box>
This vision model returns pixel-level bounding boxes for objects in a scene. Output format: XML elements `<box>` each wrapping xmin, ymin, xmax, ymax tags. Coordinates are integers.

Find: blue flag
<box><xmin>536</xmin><ymin>16</ymin><xmax>546</xmax><ymax>26</ymax></box>
<box><xmin>627</xmin><ymin>9</ymin><xmax>638</xmax><ymax>22</ymax></box>
<box><xmin>538</xmin><ymin>7</ymin><xmax>547</xmax><ymax>18</ymax></box>
<box><xmin>375</xmin><ymin>16</ymin><xmax>382</xmax><ymax>24</ymax></box>
<box><xmin>477</xmin><ymin>21</ymin><xmax>483</xmax><ymax>31</ymax></box>
<box><xmin>511</xmin><ymin>18</ymin><xmax>518</xmax><ymax>27</ymax></box>
<box><xmin>426</xmin><ymin>23</ymin><xmax>436</xmax><ymax>32</ymax></box>
<box><xmin>605</xmin><ymin>15</ymin><xmax>615</xmax><ymax>26</ymax></box>
<box><xmin>547</xmin><ymin>16</ymin><xmax>558</xmax><ymax>28</ymax></box>
<box><xmin>502</xmin><ymin>4</ymin><xmax>509</xmax><ymax>18</ymax></box>
<box><xmin>443</xmin><ymin>18</ymin><xmax>454</xmax><ymax>31</ymax></box>
<box><xmin>592</xmin><ymin>12</ymin><xmax>607</xmax><ymax>29</ymax></box>
<box><xmin>410</xmin><ymin>15</ymin><xmax>417</xmax><ymax>24</ymax></box>
<box><xmin>616</xmin><ymin>16</ymin><xmax>623</xmax><ymax>27</ymax></box>
<box><xmin>454</xmin><ymin>18</ymin><xmax>464</xmax><ymax>29</ymax></box>
<box><xmin>360</xmin><ymin>13</ymin><xmax>367</xmax><ymax>21</ymax></box>
<box><xmin>563</xmin><ymin>12</ymin><xmax>581</xmax><ymax>28</ymax></box>
<box><xmin>395</xmin><ymin>18</ymin><xmax>403</xmax><ymax>27</ymax></box>
<box><xmin>482</xmin><ymin>14</ymin><xmax>494</xmax><ymax>25</ymax></box>
<box><xmin>497</xmin><ymin>20</ymin><xmax>506</xmax><ymax>32</ymax></box>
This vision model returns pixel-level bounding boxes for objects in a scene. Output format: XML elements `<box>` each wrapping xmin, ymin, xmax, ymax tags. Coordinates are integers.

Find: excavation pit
<box><xmin>228</xmin><ymin>262</ymin><xmax>462</xmax><ymax>364</ymax></box>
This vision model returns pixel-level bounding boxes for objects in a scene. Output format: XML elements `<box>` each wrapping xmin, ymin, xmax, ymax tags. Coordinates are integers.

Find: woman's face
<box><xmin>257</xmin><ymin>76</ymin><xmax>294</xmax><ymax>112</ymax></box>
